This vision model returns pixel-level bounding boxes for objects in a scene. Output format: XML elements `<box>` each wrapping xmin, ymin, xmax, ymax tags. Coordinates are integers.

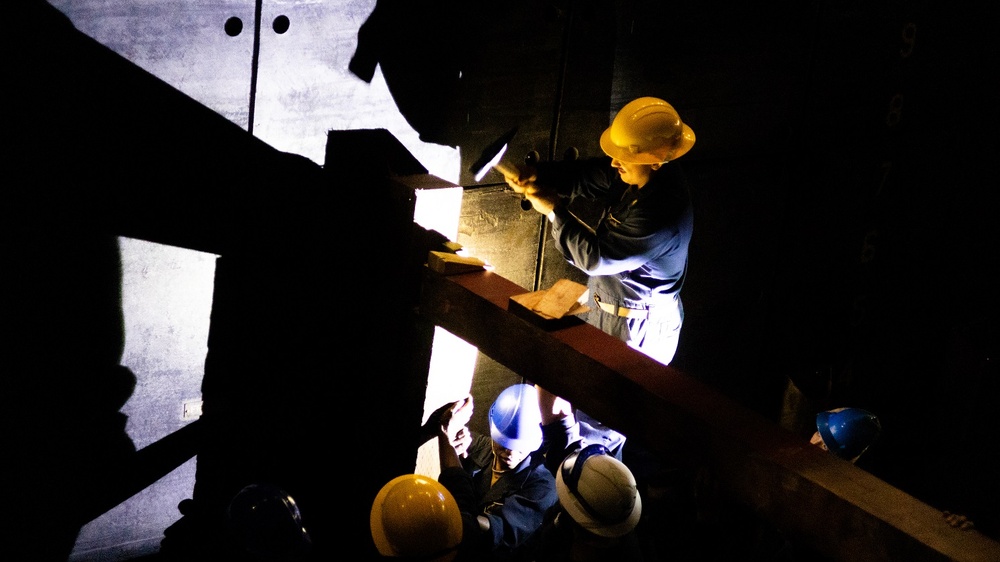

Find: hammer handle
<box><xmin>493</xmin><ymin>161</ymin><xmax>521</xmax><ymax>181</ymax></box>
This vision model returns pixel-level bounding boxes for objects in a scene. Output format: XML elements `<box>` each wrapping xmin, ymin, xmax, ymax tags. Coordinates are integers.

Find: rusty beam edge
<box><xmin>418</xmin><ymin>269</ymin><xmax>1000</xmax><ymax>562</ymax></box>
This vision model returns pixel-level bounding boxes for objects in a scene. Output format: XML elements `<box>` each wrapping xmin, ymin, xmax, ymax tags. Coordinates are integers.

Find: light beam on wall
<box><xmin>410</xmin><ymin>176</ymin><xmax>479</xmax><ymax>477</ymax></box>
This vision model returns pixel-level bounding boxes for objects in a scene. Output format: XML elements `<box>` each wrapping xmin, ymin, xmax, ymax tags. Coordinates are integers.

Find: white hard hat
<box><xmin>555</xmin><ymin>444</ymin><xmax>642</xmax><ymax>538</ymax></box>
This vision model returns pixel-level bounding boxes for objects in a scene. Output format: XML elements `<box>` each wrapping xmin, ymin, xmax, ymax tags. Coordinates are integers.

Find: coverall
<box><xmin>537</xmin><ymin>156</ymin><xmax>693</xmax><ymax>366</ymax></box>
<box><xmin>439</xmin><ymin>433</ymin><xmax>559</xmax><ymax>561</ymax></box>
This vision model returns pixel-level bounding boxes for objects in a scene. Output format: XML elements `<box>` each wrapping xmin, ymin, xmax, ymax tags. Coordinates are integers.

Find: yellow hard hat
<box><xmin>600</xmin><ymin>96</ymin><xmax>696</xmax><ymax>164</ymax></box>
<box><xmin>370</xmin><ymin>474</ymin><xmax>463</xmax><ymax>561</ymax></box>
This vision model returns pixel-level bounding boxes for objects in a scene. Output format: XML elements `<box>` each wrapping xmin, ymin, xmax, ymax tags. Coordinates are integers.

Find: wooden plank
<box><xmin>418</xmin><ymin>268</ymin><xmax>1000</xmax><ymax>562</ymax></box>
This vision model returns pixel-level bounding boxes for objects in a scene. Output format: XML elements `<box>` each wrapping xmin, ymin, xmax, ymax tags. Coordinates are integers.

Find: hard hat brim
<box><xmin>815</xmin><ymin>410</ymin><xmax>838</xmax><ymax>453</ymax></box>
<box><xmin>370</xmin><ymin>478</ymin><xmax>398</xmax><ymax>556</ymax></box>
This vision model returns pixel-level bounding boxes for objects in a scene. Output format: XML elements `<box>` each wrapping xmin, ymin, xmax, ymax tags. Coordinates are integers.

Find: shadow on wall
<box><xmin>8</xmin><ymin>228</ymin><xmax>137</xmax><ymax>560</ymax></box>
<box><xmin>349</xmin><ymin>0</ymin><xmax>473</xmax><ymax>148</ymax></box>
<box><xmin>348</xmin><ymin>0</ymin><xmax>591</xmax><ymax>188</ymax></box>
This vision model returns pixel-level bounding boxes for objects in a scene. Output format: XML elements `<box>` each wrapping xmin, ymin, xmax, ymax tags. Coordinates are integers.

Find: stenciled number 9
<box><xmin>900</xmin><ymin>21</ymin><xmax>917</xmax><ymax>58</ymax></box>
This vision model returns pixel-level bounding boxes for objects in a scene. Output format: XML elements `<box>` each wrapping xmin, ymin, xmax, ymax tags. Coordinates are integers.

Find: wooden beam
<box><xmin>418</xmin><ymin>268</ymin><xmax>1000</xmax><ymax>562</ymax></box>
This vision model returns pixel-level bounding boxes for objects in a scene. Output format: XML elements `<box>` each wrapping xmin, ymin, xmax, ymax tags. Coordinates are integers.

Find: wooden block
<box><xmin>508</xmin><ymin>281</ymin><xmax>590</xmax><ymax>330</ymax></box>
<box><xmin>534</xmin><ymin>279</ymin><xmax>588</xmax><ymax>319</ymax></box>
<box><xmin>510</xmin><ymin>290</ymin><xmax>547</xmax><ymax>316</ymax></box>
<box><xmin>427</xmin><ymin>251</ymin><xmax>486</xmax><ymax>275</ymax></box>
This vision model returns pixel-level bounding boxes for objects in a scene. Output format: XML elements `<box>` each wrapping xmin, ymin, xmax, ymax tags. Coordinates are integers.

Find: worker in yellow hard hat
<box><xmin>505</xmin><ymin>96</ymin><xmax>696</xmax><ymax>368</ymax></box>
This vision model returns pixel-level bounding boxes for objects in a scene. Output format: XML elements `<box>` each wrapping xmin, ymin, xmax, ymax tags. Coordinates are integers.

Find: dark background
<box><xmin>6</xmin><ymin>1</ymin><xmax>998</xmax><ymax>560</ymax></box>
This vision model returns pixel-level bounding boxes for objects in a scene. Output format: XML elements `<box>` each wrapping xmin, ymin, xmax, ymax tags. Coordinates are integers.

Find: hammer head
<box><xmin>470</xmin><ymin>127</ymin><xmax>518</xmax><ymax>182</ymax></box>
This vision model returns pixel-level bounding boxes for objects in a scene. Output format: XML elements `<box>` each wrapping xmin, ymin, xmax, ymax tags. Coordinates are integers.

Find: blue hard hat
<box><xmin>489</xmin><ymin>384</ymin><xmax>543</xmax><ymax>452</ymax></box>
<box><xmin>816</xmin><ymin>408</ymin><xmax>882</xmax><ymax>461</ymax></box>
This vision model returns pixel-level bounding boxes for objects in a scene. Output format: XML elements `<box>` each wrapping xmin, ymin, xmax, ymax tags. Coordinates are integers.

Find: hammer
<box><xmin>470</xmin><ymin>127</ymin><xmax>534</xmax><ymax>210</ymax></box>
<box><xmin>469</xmin><ymin>127</ymin><xmax>521</xmax><ymax>182</ymax></box>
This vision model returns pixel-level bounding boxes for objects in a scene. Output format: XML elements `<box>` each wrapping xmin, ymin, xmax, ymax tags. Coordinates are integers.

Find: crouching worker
<box><xmin>513</xmin><ymin>387</ymin><xmax>645</xmax><ymax>561</ymax></box>
<box><xmin>430</xmin><ymin>383</ymin><xmax>560</xmax><ymax>561</ymax></box>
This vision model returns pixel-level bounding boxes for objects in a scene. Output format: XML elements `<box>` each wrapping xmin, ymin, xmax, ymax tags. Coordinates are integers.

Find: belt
<box><xmin>593</xmin><ymin>295</ymin><xmax>649</xmax><ymax>319</ymax></box>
